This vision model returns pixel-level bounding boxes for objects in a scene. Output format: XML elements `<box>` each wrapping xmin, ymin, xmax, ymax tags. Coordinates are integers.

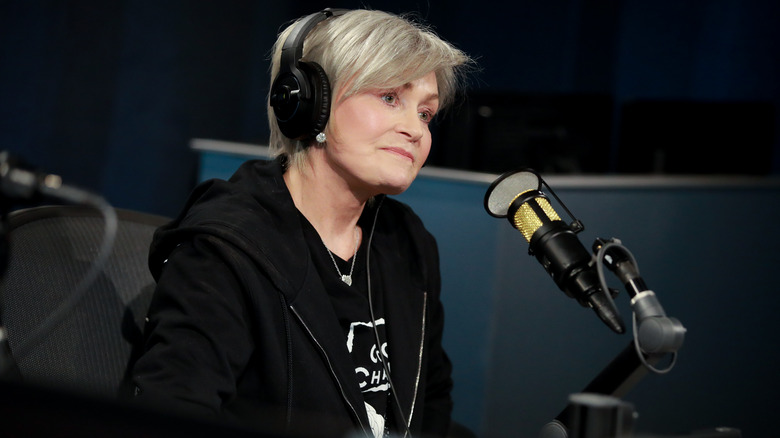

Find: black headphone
<box><xmin>270</xmin><ymin>8</ymin><xmax>348</xmax><ymax>141</ymax></box>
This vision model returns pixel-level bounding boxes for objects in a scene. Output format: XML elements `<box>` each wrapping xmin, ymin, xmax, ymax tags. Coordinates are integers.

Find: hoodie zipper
<box><xmin>289</xmin><ymin>305</ymin><xmax>368</xmax><ymax>435</ymax></box>
<box><xmin>403</xmin><ymin>291</ymin><xmax>426</xmax><ymax>437</ymax></box>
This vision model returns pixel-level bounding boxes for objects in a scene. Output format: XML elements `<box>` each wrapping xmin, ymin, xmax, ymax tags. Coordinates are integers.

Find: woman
<box><xmin>130</xmin><ymin>8</ymin><xmax>472</xmax><ymax>438</ymax></box>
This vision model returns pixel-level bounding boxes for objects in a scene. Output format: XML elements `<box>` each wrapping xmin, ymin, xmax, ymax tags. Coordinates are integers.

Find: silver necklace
<box><xmin>324</xmin><ymin>226</ymin><xmax>359</xmax><ymax>286</ymax></box>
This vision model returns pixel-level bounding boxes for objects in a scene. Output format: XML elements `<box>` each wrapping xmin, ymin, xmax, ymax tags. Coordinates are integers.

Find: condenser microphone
<box><xmin>484</xmin><ymin>169</ymin><xmax>626</xmax><ymax>334</ymax></box>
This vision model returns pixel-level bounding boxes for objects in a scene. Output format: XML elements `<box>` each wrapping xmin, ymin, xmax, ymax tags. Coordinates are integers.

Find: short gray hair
<box><xmin>267</xmin><ymin>9</ymin><xmax>473</xmax><ymax>167</ymax></box>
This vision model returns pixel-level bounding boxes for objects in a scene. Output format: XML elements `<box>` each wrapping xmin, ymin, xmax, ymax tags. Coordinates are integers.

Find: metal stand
<box><xmin>538</xmin><ymin>238</ymin><xmax>717</xmax><ymax>438</ymax></box>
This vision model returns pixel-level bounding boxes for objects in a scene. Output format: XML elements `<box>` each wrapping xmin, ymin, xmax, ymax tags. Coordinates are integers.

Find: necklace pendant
<box><xmin>341</xmin><ymin>274</ymin><xmax>352</xmax><ymax>286</ymax></box>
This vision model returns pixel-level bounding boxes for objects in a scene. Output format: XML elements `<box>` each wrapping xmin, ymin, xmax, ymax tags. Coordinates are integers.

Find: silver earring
<box><xmin>315</xmin><ymin>132</ymin><xmax>326</xmax><ymax>143</ymax></box>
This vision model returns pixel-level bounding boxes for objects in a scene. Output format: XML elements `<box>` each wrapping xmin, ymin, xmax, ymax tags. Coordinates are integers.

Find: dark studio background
<box><xmin>1</xmin><ymin>1</ymin><xmax>779</xmax><ymax>437</ymax></box>
<box><xmin>2</xmin><ymin>0</ymin><xmax>779</xmax><ymax>217</ymax></box>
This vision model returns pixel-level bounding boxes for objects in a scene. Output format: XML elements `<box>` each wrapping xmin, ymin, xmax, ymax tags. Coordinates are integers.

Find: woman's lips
<box><xmin>383</xmin><ymin>147</ymin><xmax>414</xmax><ymax>162</ymax></box>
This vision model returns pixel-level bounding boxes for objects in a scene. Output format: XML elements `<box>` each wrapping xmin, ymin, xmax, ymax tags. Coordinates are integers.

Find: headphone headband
<box><xmin>279</xmin><ymin>8</ymin><xmax>347</xmax><ymax>78</ymax></box>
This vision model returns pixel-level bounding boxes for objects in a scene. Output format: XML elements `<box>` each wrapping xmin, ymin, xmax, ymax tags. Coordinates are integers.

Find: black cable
<box><xmin>595</xmin><ymin>240</ymin><xmax>677</xmax><ymax>375</ymax></box>
<box><xmin>365</xmin><ymin>196</ymin><xmax>414</xmax><ymax>438</ymax></box>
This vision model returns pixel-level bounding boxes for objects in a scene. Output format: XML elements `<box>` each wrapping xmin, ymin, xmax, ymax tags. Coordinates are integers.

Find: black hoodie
<box><xmin>130</xmin><ymin>157</ymin><xmax>453</xmax><ymax>437</ymax></box>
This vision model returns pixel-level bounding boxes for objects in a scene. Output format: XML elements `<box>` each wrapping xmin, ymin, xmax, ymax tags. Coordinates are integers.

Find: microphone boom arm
<box><xmin>542</xmin><ymin>238</ymin><xmax>687</xmax><ymax>438</ymax></box>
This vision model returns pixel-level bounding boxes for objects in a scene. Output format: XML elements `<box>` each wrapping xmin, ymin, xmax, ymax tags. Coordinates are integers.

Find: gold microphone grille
<box><xmin>511</xmin><ymin>194</ymin><xmax>561</xmax><ymax>242</ymax></box>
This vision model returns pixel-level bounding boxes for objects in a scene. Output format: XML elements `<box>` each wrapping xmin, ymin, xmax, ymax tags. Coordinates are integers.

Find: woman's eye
<box><xmin>381</xmin><ymin>93</ymin><xmax>397</xmax><ymax>105</ymax></box>
<box><xmin>419</xmin><ymin>111</ymin><xmax>435</xmax><ymax>123</ymax></box>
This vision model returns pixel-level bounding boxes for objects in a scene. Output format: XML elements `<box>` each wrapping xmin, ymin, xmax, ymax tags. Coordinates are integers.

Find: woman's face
<box><xmin>323</xmin><ymin>71</ymin><xmax>439</xmax><ymax>197</ymax></box>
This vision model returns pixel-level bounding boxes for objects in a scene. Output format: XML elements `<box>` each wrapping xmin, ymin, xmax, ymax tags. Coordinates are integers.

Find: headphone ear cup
<box><xmin>299</xmin><ymin>61</ymin><xmax>331</xmax><ymax>138</ymax></box>
<box><xmin>270</xmin><ymin>70</ymin><xmax>301</xmax><ymax>137</ymax></box>
<box><xmin>271</xmin><ymin>62</ymin><xmax>331</xmax><ymax>141</ymax></box>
